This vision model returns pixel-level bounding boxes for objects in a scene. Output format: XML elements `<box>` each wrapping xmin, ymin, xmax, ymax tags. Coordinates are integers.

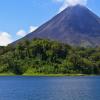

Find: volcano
<box><xmin>13</xmin><ymin>5</ymin><xmax>100</xmax><ymax>47</ymax></box>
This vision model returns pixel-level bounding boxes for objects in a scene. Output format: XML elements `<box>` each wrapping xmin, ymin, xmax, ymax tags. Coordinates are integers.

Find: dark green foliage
<box><xmin>0</xmin><ymin>39</ymin><xmax>100</xmax><ymax>75</ymax></box>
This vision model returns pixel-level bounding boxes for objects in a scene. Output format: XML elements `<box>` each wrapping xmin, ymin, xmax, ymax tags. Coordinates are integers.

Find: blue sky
<box><xmin>0</xmin><ymin>0</ymin><xmax>100</xmax><ymax>46</ymax></box>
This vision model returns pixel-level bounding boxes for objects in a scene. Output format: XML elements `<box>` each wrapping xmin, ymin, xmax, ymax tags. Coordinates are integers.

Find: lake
<box><xmin>0</xmin><ymin>76</ymin><xmax>100</xmax><ymax>100</ymax></box>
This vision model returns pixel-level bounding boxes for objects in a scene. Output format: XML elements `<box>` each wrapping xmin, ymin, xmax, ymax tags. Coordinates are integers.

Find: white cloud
<box><xmin>16</xmin><ymin>26</ymin><xmax>38</xmax><ymax>37</ymax></box>
<box><xmin>0</xmin><ymin>26</ymin><xmax>38</xmax><ymax>46</ymax></box>
<box><xmin>29</xmin><ymin>26</ymin><xmax>38</xmax><ymax>33</ymax></box>
<box><xmin>16</xmin><ymin>30</ymin><xmax>27</xmax><ymax>37</ymax></box>
<box><xmin>54</xmin><ymin>0</ymin><xmax>88</xmax><ymax>12</ymax></box>
<box><xmin>0</xmin><ymin>32</ymin><xmax>13</xmax><ymax>46</ymax></box>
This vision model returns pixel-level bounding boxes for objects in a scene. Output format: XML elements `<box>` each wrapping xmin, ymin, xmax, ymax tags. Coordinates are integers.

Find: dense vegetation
<box><xmin>0</xmin><ymin>39</ymin><xmax>100</xmax><ymax>75</ymax></box>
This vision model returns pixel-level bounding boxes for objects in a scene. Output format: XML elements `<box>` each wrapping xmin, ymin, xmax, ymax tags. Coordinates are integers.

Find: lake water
<box><xmin>0</xmin><ymin>76</ymin><xmax>100</xmax><ymax>100</ymax></box>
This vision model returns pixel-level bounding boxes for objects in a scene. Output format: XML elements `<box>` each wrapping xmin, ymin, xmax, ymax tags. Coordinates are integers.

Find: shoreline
<box><xmin>0</xmin><ymin>73</ymin><xmax>98</xmax><ymax>77</ymax></box>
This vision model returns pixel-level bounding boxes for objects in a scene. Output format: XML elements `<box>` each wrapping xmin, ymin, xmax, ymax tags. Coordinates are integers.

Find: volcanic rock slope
<box><xmin>14</xmin><ymin>5</ymin><xmax>100</xmax><ymax>47</ymax></box>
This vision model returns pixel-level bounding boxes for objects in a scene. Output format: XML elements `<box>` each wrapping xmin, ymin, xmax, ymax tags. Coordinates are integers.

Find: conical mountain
<box><xmin>13</xmin><ymin>5</ymin><xmax>100</xmax><ymax>47</ymax></box>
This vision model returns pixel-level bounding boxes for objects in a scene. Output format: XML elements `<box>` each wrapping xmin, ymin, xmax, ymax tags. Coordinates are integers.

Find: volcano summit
<box><xmin>13</xmin><ymin>5</ymin><xmax>100</xmax><ymax>47</ymax></box>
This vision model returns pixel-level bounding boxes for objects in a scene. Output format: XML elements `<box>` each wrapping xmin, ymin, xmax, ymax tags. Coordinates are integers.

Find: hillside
<box><xmin>13</xmin><ymin>5</ymin><xmax>100</xmax><ymax>47</ymax></box>
<box><xmin>0</xmin><ymin>39</ymin><xmax>100</xmax><ymax>75</ymax></box>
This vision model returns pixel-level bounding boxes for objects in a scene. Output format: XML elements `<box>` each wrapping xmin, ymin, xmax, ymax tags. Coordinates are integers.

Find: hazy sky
<box><xmin>0</xmin><ymin>0</ymin><xmax>100</xmax><ymax>46</ymax></box>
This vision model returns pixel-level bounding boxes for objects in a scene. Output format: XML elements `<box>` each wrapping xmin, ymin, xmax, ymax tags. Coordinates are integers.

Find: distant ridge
<box><xmin>12</xmin><ymin>5</ymin><xmax>100</xmax><ymax>47</ymax></box>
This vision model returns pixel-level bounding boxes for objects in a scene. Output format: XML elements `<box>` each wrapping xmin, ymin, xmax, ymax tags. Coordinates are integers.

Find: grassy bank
<box><xmin>0</xmin><ymin>72</ymin><xmax>15</xmax><ymax>76</ymax></box>
<box><xmin>0</xmin><ymin>72</ymin><xmax>97</xmax><ymax>76</ymax></box>
<box><xmin>23</xmin><ymin>73</ymin><xmax>87</xmax><ymax>76</ymax></box>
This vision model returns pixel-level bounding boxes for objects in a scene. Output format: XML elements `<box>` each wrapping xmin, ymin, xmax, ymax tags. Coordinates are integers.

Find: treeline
<box><xmin>0</xmin><ymin>39</ymin><xmax>100</xmax><ymax>75</ymax></box>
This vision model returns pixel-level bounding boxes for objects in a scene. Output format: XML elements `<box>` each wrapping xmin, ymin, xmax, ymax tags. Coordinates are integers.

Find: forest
<box><xmin>0</xmin><ymin>39</ymin><xmax>100</xmax><ymax>75</ymax></box>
